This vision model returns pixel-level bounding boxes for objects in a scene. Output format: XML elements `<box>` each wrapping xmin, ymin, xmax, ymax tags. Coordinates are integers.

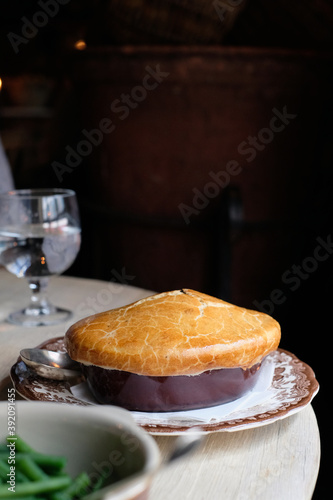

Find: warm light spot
<box><xmin>74</xmin><ymin>39</ymin><xmax>87</xmax><ymax>51</ymax></box>
<box><xmin>41</xmin><ymin>257</ymin><xmax>46</xmax><ymax>265</ymax></box>
<box><xmin>0</xmin><ymin>78</ymin><xmax>2</xmax><ymax>91</ymax></box>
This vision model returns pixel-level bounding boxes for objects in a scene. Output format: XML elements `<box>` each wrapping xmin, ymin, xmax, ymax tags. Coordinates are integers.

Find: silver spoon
<box><xmin>166</xmin><ymin>428</ymin><xmax>205</xmax><ymax>463</ymax></box>
<box><xmin>20</xmin><ymin>348</ymin><xmax>81</xmax><ymax>381</ymax></box>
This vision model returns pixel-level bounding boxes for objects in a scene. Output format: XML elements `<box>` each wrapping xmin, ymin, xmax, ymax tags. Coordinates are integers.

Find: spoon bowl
<box><xmin>20</xmin><ymin>348</ymin><xmax>81</xmax><ymax>380</ymax></box>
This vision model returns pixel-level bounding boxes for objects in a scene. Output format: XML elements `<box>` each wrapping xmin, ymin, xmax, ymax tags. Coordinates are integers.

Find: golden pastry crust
<box><xmin>65</xmin><ymin>289</ymin><xmax>281</xmax><ymax>376</ymax></box>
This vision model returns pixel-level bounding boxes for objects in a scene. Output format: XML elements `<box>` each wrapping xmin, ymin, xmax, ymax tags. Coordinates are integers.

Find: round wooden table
<box><xmin>0</xmin><ymin>270</ymin><xmax>321</xmax><ymax>499</ymax></box>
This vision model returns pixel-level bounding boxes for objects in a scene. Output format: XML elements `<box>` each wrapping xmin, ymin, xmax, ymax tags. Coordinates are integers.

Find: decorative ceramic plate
<box><xmin>10</xmin><ymin>337</ymin><xmax>319</xmax><ymax>435</ymax></box>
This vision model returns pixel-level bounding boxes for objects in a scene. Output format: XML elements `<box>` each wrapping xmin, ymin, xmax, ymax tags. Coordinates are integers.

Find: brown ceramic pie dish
<box><xmin>65</xmin><ymin>289</ymin><xmax>281</xmax><ymax>412</ymax></box>
<box><xmin>81</xmin><ymin>363</ymin><xmax>261</xmax><ymax>411</ymax></box>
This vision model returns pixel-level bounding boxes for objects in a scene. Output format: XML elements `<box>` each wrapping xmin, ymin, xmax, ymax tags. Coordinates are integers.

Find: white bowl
<box><xmin>0</xmin><ymin>401</ymin><xmax>160</xmax><ymax>500</ymax></box>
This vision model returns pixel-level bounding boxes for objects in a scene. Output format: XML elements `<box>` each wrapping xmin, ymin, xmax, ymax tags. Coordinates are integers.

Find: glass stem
<box><xmin>26</xmin><ymin>278</ymin><xmax>55</xmax><ymax>316</ymax></box>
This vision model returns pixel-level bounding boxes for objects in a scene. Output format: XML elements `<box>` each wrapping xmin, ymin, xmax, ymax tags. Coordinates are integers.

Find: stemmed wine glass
<box><xmin>0</xmin><ymin>188</ymin><xmax>81</xmax><ymax>326</ymax></box>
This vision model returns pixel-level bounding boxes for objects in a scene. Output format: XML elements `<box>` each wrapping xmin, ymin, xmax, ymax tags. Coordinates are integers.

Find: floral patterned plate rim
<box><xmin>10</xmin><ymin>337</ymin><xmax>319</xmax><ymax>435</ymax></box>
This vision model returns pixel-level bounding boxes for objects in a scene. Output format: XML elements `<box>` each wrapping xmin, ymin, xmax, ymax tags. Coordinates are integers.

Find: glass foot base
<box><xmin>7</xmin><ymin>306</ymin><xmax>72</xmax><ymax>327</ymax></box>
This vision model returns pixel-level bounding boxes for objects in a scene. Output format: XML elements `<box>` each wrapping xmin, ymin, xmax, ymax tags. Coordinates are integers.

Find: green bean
<box><xmin>0</xmin><ymin>457</ymin><xmax>11</xmax><ymax>475</ymax></box>
<box><xmin>7</xmin><ymin>435</ymin><xmax>34</xmax><ymax>453</ymax></box>
<box><xmin>0</xmin><ymin>468</ymin><xmax>5</xmax><ymax>480</ymax></box>
<box><xmin>14</xmin><ymin>470</ymin><xmax>30</xmax><ymax>484</ymax></box>
<box><xmin>0</xmin><ymin>497</ymin><xmax>38</xmax><ymax>500</ymax></box>
<box><xmin>0</xmin><ymin>460</ymin><xmax>8</xmax><ymax>471</ymax></box>
<box><xmin>1</xmin><ymin>435</ymin><xmax>108</xmax><ymax>499</ymax></box>
<box><xmin>0</xmin><ymin>453</ymin><xmax>66</xmax><ymax>472</ymax></box>
<box><xmin>15</xmin><ymin>456</ymin><xmax>48</xmax><ymax>482</ymax></box>
<box><xmin>0</xmin><ymin>460</ymin><xmax>29</xmax><ymax>484</ymax></box>
<box><xmin>0</xmin><ymin>476</ymin><xmax>71</xmax><ymax>498</ymax></box>
<box><xmin>50</xmin><ymin>472</ymin><xmax>91</xmax><ymax>500</ymax></box>
<box><xmin>28</xmin><ymin>453</ymin><xmax>66</xmax><ymax>472</ymax></box>
<box><xmin>7</xmin><ymin>437</ymin><xmax>33</xmax><ymax>454</ymax></box>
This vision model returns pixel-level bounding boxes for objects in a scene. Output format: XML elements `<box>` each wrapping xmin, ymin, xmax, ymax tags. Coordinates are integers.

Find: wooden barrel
<box><xmin>67</xmin><ymin>46</ymin><xmax>333</xmax><ymax>306</ymax></box>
